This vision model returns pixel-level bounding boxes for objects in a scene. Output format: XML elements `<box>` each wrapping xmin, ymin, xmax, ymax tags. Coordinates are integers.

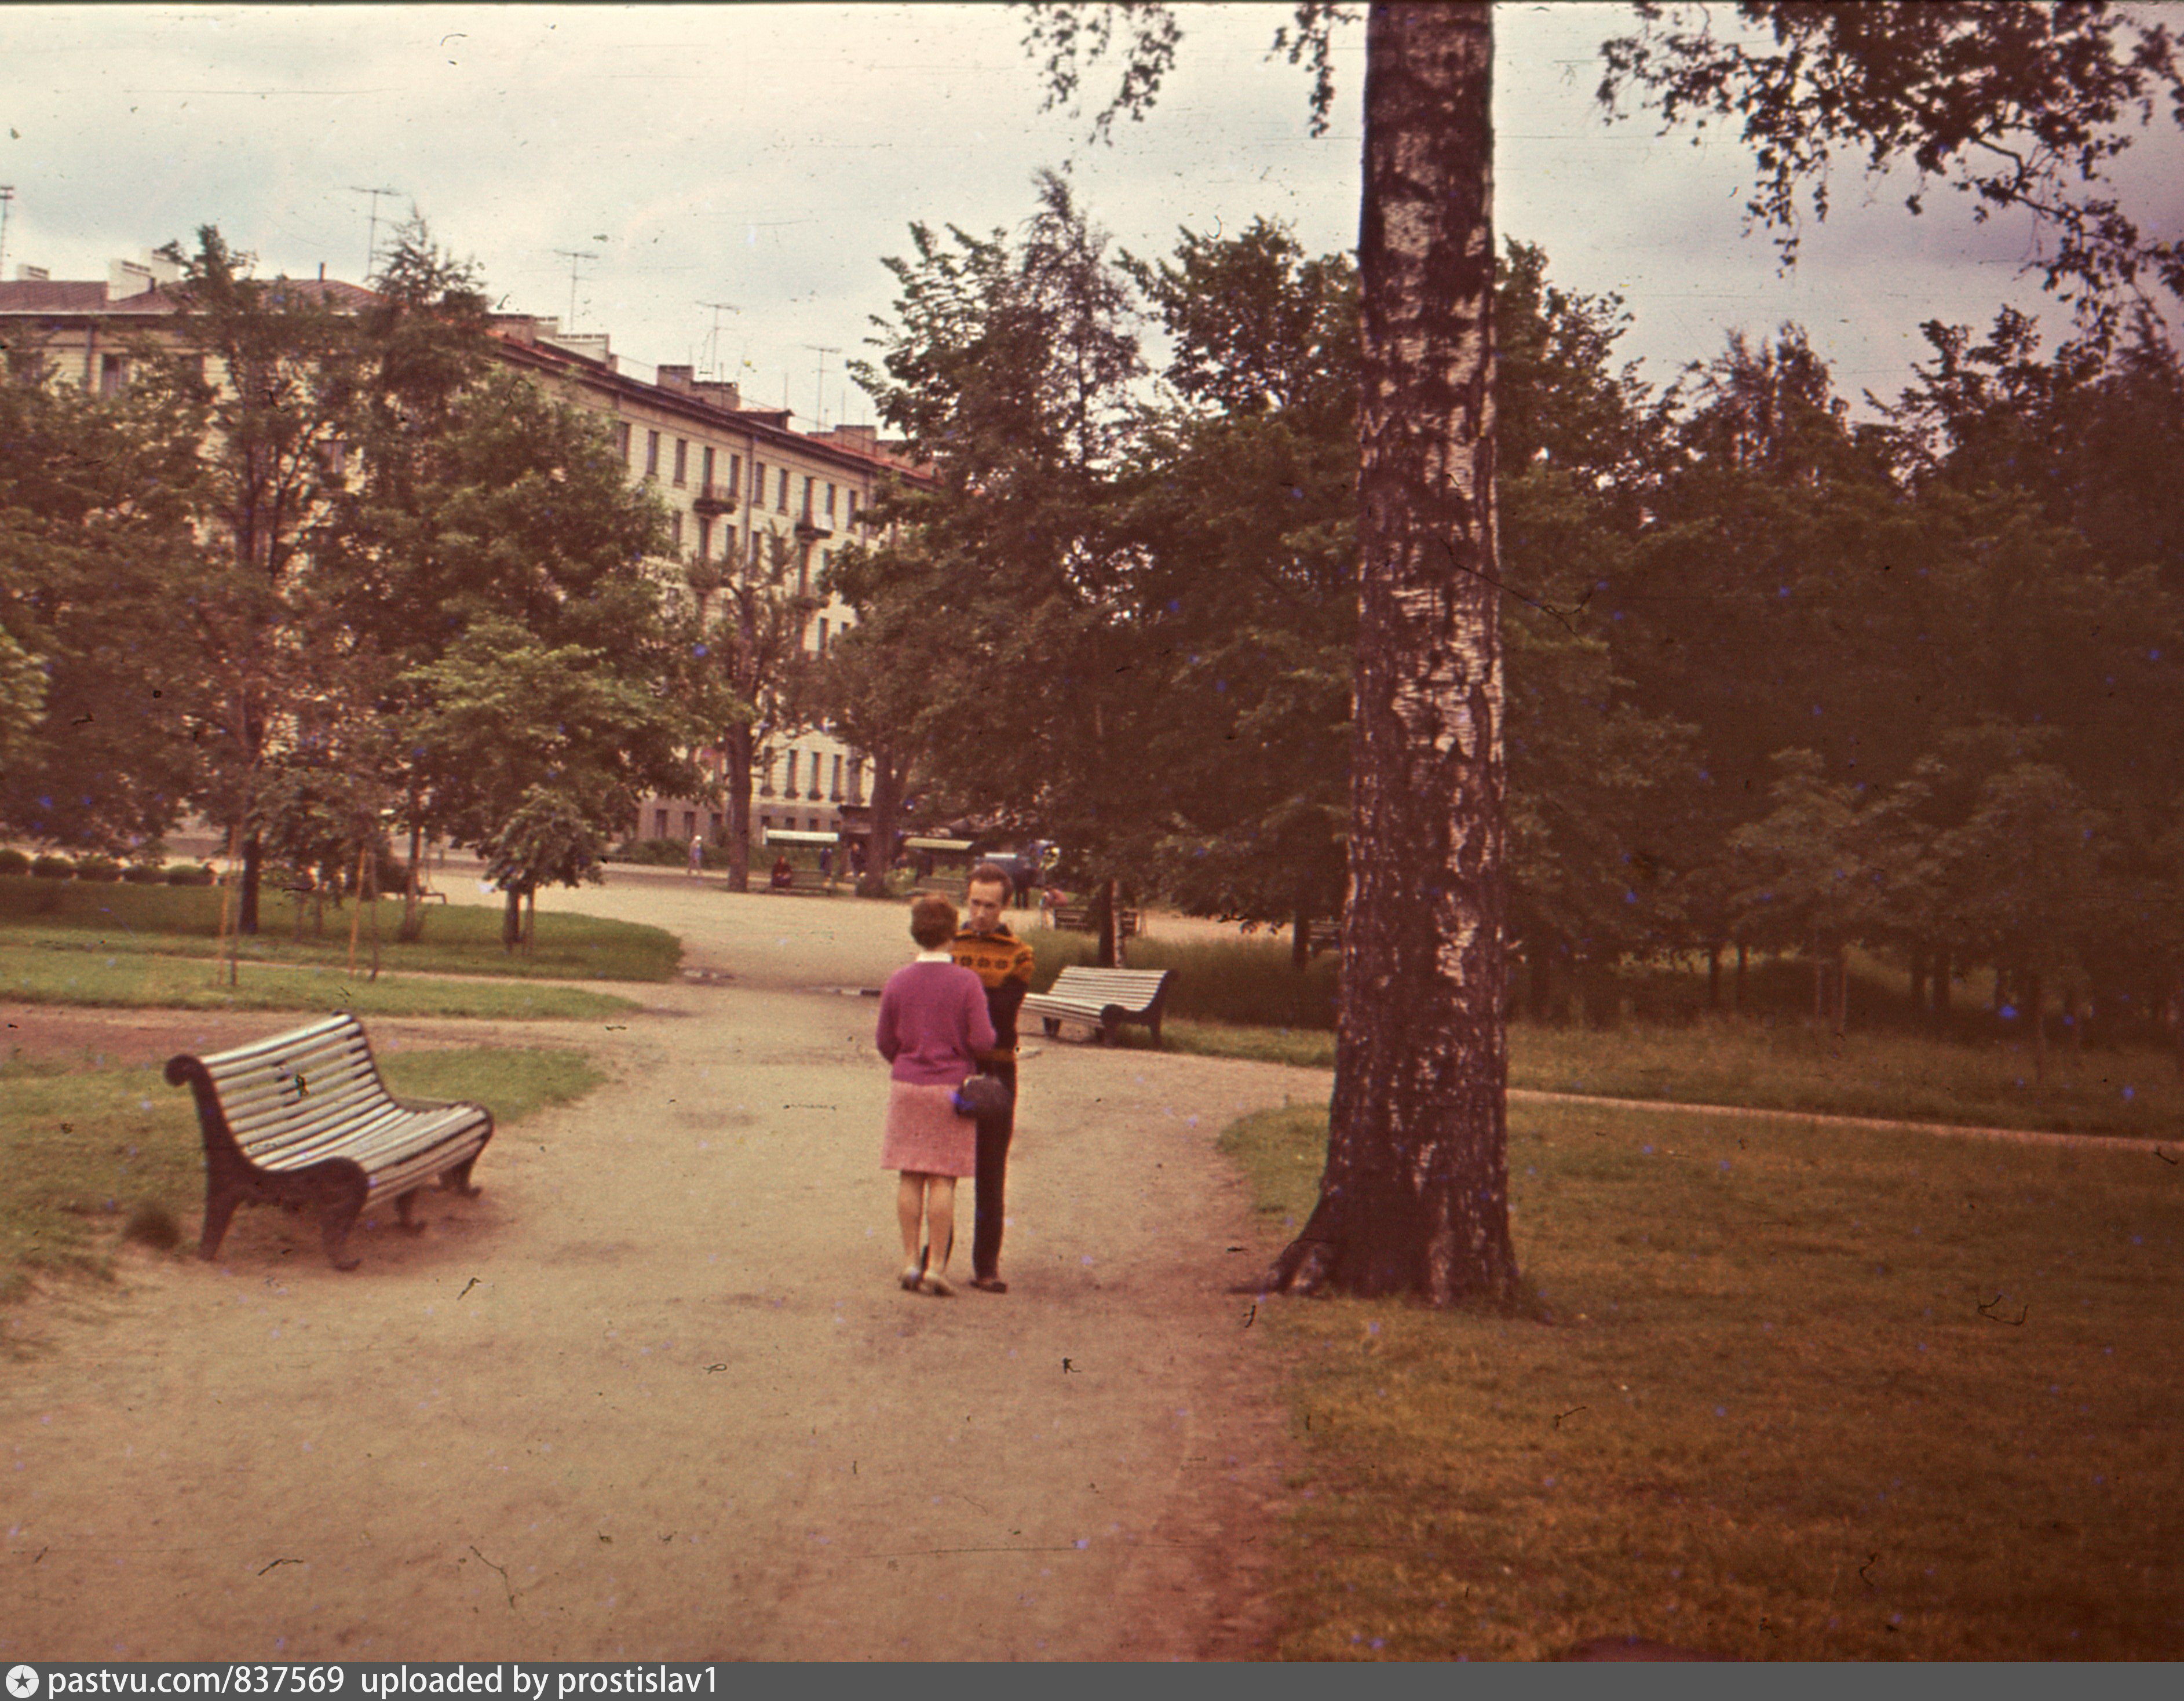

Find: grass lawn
<box><xmin>0</xmin><ymin>943</ymin><xmax>640</xmax><ymax>1020</ymax></box>
<box><xmin>1146</xmin><ymin>1017</ymin><xmax>2182</xmax><ymax>1142</ymax></box>
<box><xmin>0</xmin><ymin>879</ymin><xmax>681</xmax><ymax>981</ymax></box>
<box><xmin>0</xmin><ymin>1046</ymin><xmax>605</xmax><ymax>1304</ymax></box>
<box><xmin>1221</xmin><ymin>1100</ymin><xmax>2184</xmax><ymax>1660</ymax></box>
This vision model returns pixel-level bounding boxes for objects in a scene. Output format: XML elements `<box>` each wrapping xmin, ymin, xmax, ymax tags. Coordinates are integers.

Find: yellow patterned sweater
<box><xmin>951</xmin><ymin>923</ymin><xmax>1035</xmax><ymax>1063</ymax></box>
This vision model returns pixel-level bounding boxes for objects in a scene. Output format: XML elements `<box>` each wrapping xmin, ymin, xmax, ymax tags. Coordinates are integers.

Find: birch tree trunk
<box><xmin>1259</xmin><ymin>2</ymin><xmax>1518</xmax><ymax>1306</ymax></box>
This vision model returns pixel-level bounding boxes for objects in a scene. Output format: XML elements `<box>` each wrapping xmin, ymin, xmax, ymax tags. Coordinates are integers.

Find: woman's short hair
<box><xmin>910</xmin><ymin>892</ymin><xmax>959</xmax><ymax>949</ymax></box>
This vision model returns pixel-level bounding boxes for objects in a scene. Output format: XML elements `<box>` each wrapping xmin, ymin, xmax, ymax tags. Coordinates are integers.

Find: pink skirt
<box><xmin>882</xmin><ymin>1080</ymin><xmax>976</xmax><ymax>1177</ymax></box>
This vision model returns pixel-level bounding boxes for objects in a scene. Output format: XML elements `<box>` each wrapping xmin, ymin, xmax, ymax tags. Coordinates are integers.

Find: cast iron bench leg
<box><xmin>199</xmin><ymin>1188</ymin><xmax>242</xmax><ymax>1261</ymax></box>
<box><xmin>319</xmin><ymin>1172</ymin><xmax>371</xmax><ymax>1271</ymax></box>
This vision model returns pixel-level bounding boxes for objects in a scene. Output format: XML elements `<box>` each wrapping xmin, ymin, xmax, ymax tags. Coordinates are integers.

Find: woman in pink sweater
<box><xmin>875</xmin><ymin>892</ymin><xmax>995</xmax><ymax>1296</ymax></box>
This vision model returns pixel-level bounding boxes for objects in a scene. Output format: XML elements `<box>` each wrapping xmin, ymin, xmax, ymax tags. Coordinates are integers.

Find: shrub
<box><xmin>122</xmin><ymin>863</ymin><xmax>167</xmax><ymax>884</ymax></box>
<box><xmin>166</xmin><ymin>864</ymin><xmax>216</xmax><ymax>886</ymax></box>
<box><xmin>0</xmin><ymin>848</ymin><xmax>28</xmax><ymax>875</ymax></box>
<box><xmin>614</xmin><ymin>836</ymin><xmax>696</xmax><ymax>867</ymax></box>
<box><xmin>31</xmin><ymin>854</ymin><xmax>74</xmax><ymax>880</ymax></box>
<box><xmin>75</xmin><ymin>855</ymin><xmax>122</xmax><ymax>883</ymax></box>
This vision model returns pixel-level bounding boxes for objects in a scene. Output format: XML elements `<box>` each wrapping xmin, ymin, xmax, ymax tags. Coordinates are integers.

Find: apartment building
<box><xmin>487</xmin><ymin>317</ymin><xmax>920</xmax><ymax>852</ymax></box>
<box><xmin>0</xmin><ymin>255</ymin><xmax>920</xmax><ymax>856</ymax></box>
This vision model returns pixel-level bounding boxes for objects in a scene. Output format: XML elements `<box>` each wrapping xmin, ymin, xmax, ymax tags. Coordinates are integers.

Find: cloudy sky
<box><xmin>4</xmin><ymin>3</ymin><xmax>2179</xmax><ymax>426</ymax></box>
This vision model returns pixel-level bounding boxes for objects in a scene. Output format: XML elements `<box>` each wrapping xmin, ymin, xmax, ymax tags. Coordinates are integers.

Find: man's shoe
<box><xmin>970</xmin><ymin>1275</ymin><xmax>1009</xmax><ymax>1294</ymax></box>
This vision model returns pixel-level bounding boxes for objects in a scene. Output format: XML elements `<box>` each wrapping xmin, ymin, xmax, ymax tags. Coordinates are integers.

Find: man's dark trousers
<box><xmin>970</xmin><ymin>1060</ymin><xmax>1016</xmax><ymax>1280</ymax></box>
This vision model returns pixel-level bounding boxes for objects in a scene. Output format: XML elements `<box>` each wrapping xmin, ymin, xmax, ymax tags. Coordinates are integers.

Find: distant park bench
<box><xmin>1051</xmin><ymin>903</ymin><xmax>1141</xmax><ymax>940</ymax></box>
<box><xmin>765</xmin><ymin>867</ymin><xmax>838</xmax><ymax>895</ymax></box>
<box><xmin>1306</xmin><ymin>919</ymin><xmax>1341</xmax><ymax>955</ymax></box>
<box><xmin>1021</xmin><ymin>966</ymin><xmax>1175</xmax><ymax>1048</ymax></box>
<box><xmin>165</xmin><ymin>1013</ymin><xmax>494</xmax><ymax>1271</ymax></box>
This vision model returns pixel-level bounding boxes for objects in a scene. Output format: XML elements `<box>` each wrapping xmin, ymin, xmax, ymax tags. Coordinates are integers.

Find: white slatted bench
<box><xmin>165</xmin><ymin>1013</ymin><xmax>494</xmax><ymax>1271</ymax></box>
<box><xmin>1021</xmin><ymin>966</ymin><xmax>1175</xmax><ymax>1048</ymax></box>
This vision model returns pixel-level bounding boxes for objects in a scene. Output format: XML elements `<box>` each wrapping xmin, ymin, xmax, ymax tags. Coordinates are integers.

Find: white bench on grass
<box><xmin>1021</xmin><ymin>966</ymin><xmax>1175</xmax><ymax>1048</ymax></box>
<box><xmin>165</xmin><ymin>1012</ymin><xmax>494</xmax><ymax>1271</ymax></box>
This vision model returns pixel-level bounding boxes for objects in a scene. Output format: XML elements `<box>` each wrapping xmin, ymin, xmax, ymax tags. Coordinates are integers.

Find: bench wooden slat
<box><xmin>166</xmin><ymin>1013</ymin><xmax>494</xmax><ymax>1271</ymax></box>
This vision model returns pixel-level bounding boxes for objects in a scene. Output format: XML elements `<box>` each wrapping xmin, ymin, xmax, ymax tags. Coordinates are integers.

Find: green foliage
<box><xmin>0</xmin><ymin>877</ymin><xmax>680</xmax><ymax>982</ymax></box>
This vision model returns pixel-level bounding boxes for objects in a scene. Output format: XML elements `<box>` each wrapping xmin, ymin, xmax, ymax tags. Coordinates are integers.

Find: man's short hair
<box><xmin>910</xmin><ymin>892</ymin><xmax>959</xmax><ymax>948</ymax></box>
<box><xmin>967</xmin><ymin>862</ymin><xmax>1014</xmax><ymax>896</ymax></box>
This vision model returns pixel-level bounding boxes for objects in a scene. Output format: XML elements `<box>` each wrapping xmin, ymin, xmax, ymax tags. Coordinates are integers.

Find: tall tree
<box><xmin>682</xmin><ymin>527</ymin><xmax>818</xmax><ymax>893</ymax></box>
<box><xmin>852</xmin><ymin>172</ymin><xmax>1154</xmax><ymax>960</ymax></box>
<box><xmin>0</xmin><ymin>348</ymin><xmax>211</xmax><ymax>848</ymax></box>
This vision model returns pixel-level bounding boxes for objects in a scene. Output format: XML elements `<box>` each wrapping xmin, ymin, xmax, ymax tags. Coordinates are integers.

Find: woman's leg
<box><xmin>922</xmin><ymin>1177</ymin><xmax>958</xmax><ymax>1294</ymax></box>
<box><xmin>897</xmin><ymin>1173</ymin><xmax>928</xmax><ymax>1285</ymax></box>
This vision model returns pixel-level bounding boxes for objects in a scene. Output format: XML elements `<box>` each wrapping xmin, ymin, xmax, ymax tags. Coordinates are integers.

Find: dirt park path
<box><xmin>0</xmin><ymin>884</ymin><xmax>1310</xmax><ymax>1661</ymax></box>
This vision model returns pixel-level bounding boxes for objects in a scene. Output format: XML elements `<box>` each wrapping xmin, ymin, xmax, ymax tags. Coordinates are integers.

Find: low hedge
<box><xmin>75</xmin><ymin>855</ymin><xmax>122</xmax><ymax>883</ymax></box>
<box><xmin>166</xmin><ymin>864</ymin><xmax>216</xmax><ymax>886</ymax></box>
<box><xmin>0</xmin><ymin>848</ymin><xmax>28</xmax><ymax>876</ymax></box>
<box><xmin>31</xmin><ymin>855</ymin><xmax>74</xmax><ymax>880</ymax></box>
<box><xmin>122</xmin><ymin>863</ymin><xmax>169</xmax><ymax>884</ymax></box>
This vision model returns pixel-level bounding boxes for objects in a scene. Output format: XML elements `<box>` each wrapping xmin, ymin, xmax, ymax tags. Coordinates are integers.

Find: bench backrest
<box><xmin>185</xmin><ymin>1013</ymin><xmax>397</xmax><ymax>1163</ymax></box>
<box><xmin>1044</xmin><ymin>966</ymin><xmax>1172</xmax><ymax>1011</ymax></box>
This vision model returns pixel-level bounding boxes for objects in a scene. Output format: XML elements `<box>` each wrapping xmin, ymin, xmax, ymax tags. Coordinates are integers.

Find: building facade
<box><xmin>0</xmin><ymin>254</ymin><xmax>920</xmax><ymax>856</ymax></box>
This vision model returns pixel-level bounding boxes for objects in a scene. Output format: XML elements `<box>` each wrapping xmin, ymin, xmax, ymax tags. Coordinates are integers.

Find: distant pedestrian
<box><xmin>687</xmin><ymin>834</ymin><xmax>704</xmax><ymax>875</ymax></box>
<box><xmin>819</xmin><ymin>843</ymin><xmax>833</xmax><ymax>877</ymax></box>
<box><xmin>875</xmin><ymin>892</ymin><xmax>994</xmax><ymax>1297</ymax></box>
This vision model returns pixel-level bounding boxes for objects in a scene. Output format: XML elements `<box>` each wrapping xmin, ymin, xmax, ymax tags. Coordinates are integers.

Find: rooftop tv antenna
<box><xmin>697</xmin><ymin>300</ymin><xmax>742</xmax><ymax>379</ymax></box>
<box><xmin>349</xmin><ymin>185</ymin><xmax>401</xmax><ymax>281</ymax></box>
<box><xmin>0</xmin><ymin>187</ymin><xmax>14</xmax><ymax>282</ymax></box>
<box><xmin>553</xmin><ymin>248</ymin><xmax>601</xmax><ymax>330</ymax></box>
<box><xmin>804</xmin><ymin>344</ymin><xmax>841</xmax><ymax>429</ymax></box>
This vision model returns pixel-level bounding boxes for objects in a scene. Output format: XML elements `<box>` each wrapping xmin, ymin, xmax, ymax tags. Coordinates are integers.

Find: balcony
<box><xmin>693</xmin><ymin>482</ymin><xmax>739</xmax><ymax>516</ymax></box>
<box><xmin>793</xmin><ymin>517</ymin><xmax>833</xmax><ymax>541</ymax></box>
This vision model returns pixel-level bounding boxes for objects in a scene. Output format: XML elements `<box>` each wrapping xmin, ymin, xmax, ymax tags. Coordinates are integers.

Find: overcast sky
<box><xmin>5</xmin><ymin>3</ymin><xmax>2181</xmax><ymax>428</ymax></box>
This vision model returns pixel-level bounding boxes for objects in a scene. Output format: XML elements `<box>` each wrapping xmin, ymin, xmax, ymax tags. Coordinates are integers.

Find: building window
<box><xmin>673</xmin><ymin>439</ymin><xmax>689</xmax><ymax>486</ymax></box>
<box><xmin>777</xmin><ymin>467</ymin><xmax>789</xmax><ymax>511</ymax></box>
<box><xmin>825</xmin><ymin>481</ymin><xmax>837</xmax><ymax>518</ymax></box>
<box><xmin>760</xmin><ymin>814</ymin><xmax>772</xmax><ymax>833</ymax></box>
<box><xmin>99</xmin><ymin>353</ymin><xmax>129</xmax><ymax>397</ymax></box>
<box><xmin>830</xmin><ymin>754</ymin><xmax>843</xmax><ymax>801</ymax></box>
<box><xmin>697</xmin><ymin>516</ymin><xmax>713</xmax><ymax>561</ymax></box>
<box><xmin>654</xmin><ymin>809</ymin><xmax>669</xmax><ymax>838</ymax></box>
<box><xmin>801</xmin><ymin>476</ymin><xmax>815</xmax><ymax>520</ymax></box>
<box><xmin>785</xmin><ymin>750</ymin><xmax>799</xmax><ymax>795</ymax></box>
<box><xmin>702</xmin><ymin>446</ymin><xmax>715</xmax><ymax>488</ymax></box>
<box><xmin>848</xmin><ymin>758</ymin><xmax>865</xmax><ymax>807</ymax></box>
<box><xmin>797</xmin><ymin>547</ymin><xmax>810</xmax><ymax>598</ymax></box>
<box><xmin>682</xmin><ymin>810</ymin><xmax>697</xmax><ymax>838</ymax></box>
<box><xmin>846</xmin><ymin>489</ymin><xmax>859</xmax><ymax>524</ymax></box>
<box><xmin>807</xmin><ymin>761</ymin><xmax>823</xmax><ymax>801</ymax></box>
<box><xmin>759</xmin><ymin>755</ymin><xmax>775</xmax><ymax>797</ymax></box>
<box><xmin>730</xmin><ymin>454</ymin><xmax>742</xmax><ymax>496</ymax></box>
<box><xmin>645</xmin><ymin>431</ymin><xmax>661</xmax><ymax>477</ymax></box>
<box><xmin>670</xmin><ymin>511</ymin><xmax>685</xmax><ymax>550</ymax></box>
<box><xmin>808</xmin><ymin>816</ymin><xmax>821</xmax><ymax>833</ymax></box>
<box><xmin>816</xmin><ymin>617</ymin><xmax>829</xmax><ymax>657</ymax></box>
<box><xmin>615</xmin><ymin>421</ymin><xmax>633</xmax><ymax>462</ymax></box>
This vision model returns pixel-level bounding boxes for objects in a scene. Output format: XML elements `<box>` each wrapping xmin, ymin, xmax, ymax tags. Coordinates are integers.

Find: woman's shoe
<box><xmin>921</xmin><ymin>1270</ymin><xmax>955</xmax><ymax>1297</ymax></box>
<box><xmin>899</xmin><ymin>1261</ymin><xmax>925</xmax><ymax>1291</ymax></box>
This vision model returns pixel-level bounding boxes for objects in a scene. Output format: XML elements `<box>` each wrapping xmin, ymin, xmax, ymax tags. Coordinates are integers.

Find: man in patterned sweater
<box><xmin>950</xmin><ymin>861</ymin><xmax>1036</xmax><ymax>1293</ymax></box>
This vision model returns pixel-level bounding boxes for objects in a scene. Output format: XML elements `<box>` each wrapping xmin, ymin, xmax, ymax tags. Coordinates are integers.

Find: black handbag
<box><xmin>952</xmin><ymin>1073</ymin><xmax>1014</xmax><ymax>1118</ymax></box>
